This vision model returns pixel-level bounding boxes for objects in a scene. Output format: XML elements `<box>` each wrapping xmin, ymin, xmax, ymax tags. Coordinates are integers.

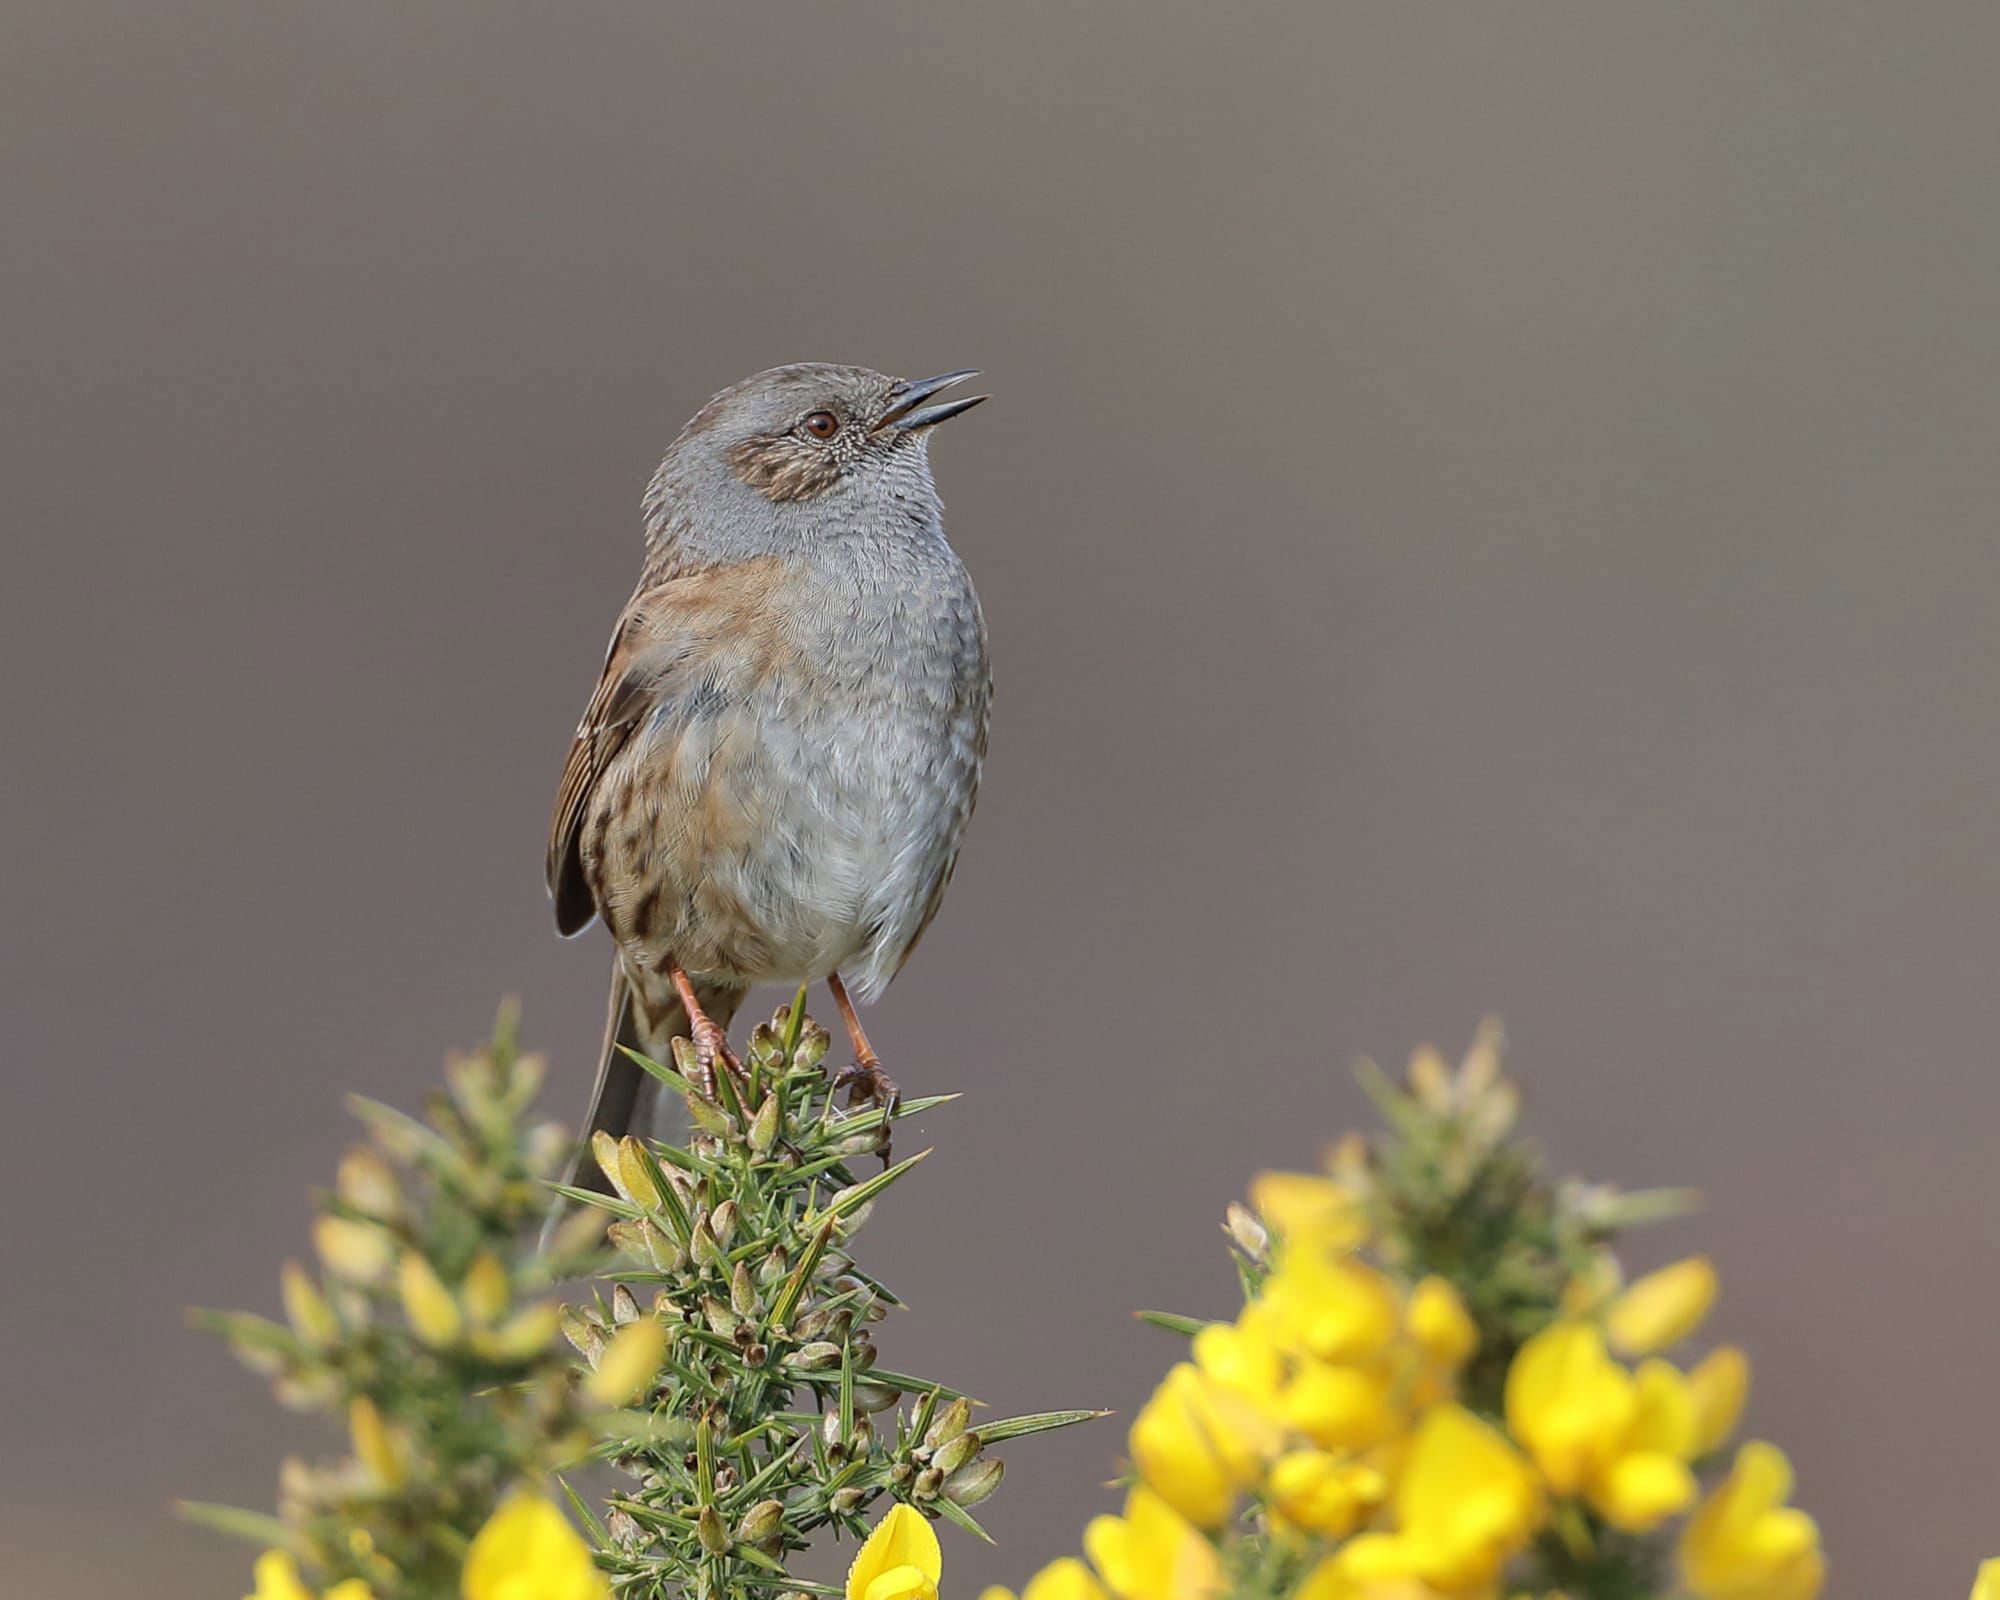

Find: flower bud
<box><xmin>932</xmin><ymin>1432</ymin><xmax>980</xmax><ymax>1477</ymax></box>
<box><xmin>795</xmin><ymin>1022</ymin><xmax>830</xmax><ymax>1070</ymax></box>
<box><xmin>348</xmin><ymin>1396</ymin><xmax>407</xmax><ymax>1489</ymax></box>
<box><xmin>924</xmin><ymin>1397</ymin><xmax>972</xmax><ymax>1450</ymax></box>
<box><xmin>560</xmin><ymin>1307</ymin><xmax>604</xmax><ymax>1365</ymax></box>
<box><xmin>792</xmin><ymin>1342</ymin><xmax>842</xmax><ymax>1370</ymax></box>
<box><xmin>748</xmin><ymin>1094</ymin><xmax>781</xmax><ymax>1156</ymax></box>
<box><xmin>335</xmin><ymin>1148</ymin><xmax>402</xmax><ymax>1221</ymax></box>
<box><xmin>461</xmin><ymin>1252</ymin><xmax>509</xmax><ymax>1327</ymax></box>
<box><xmin>854</xmin><ymin>1381</ymin><xmax>901</xmax><ymax>1414</ymax></box>
<box><xmin>731</xmin><ymin>1262</ymin><xmax>759</xmax><ymax>1318</ymax></box>
<box><xmin>611</xmin><ymin>1284</ymin><xmax>641</xmax><ymax>1326</ymax></box>
<box><xmin>397</xmin><ymin>1252</ymin><xmax>463</xmax><ymax>1347</ymax></box>
<box><xmin>696</xmin><ymin>1505</ymin><xmax>731</xmax><ymax>1556</ymax></box>
<box><xmin>691</xmin><ymin>1217</ymin><xmax>726</xmax><ymax>1272</ymax></box>
<box><xmin>606</xmin><ymin>1509</ymin><xmax>643</xmax><ymax>1551</ymax></box>
<box><xmin>945</xmin><ymin>1457</ymin><xmax>1004</xmax><ymax>1507</ymax></box>
<box><xmin>710</xmin><ymin>1199</ymin><xmax>739</xmax><ymax>1246</ymax></box>
<box><xmin>615</xmin><ymin>1137</ymin><xmax>662</xmax><ymax>1212</ymax></box>
<box><xmin>829</xmin><ymin>1485</ymin><xmax>864</xmax><ymax>1514</ymax></box>
<box><xmin>591</xmin><ymin>1130</ymin><xmax>625</xmax><ymax>1198</ymax></box>
<box><xmin>736</xmin><ymin>1499</ymin><xmax>785</xmax><ymax>1544</ymax></box>
<box><xmin>313</xmin><ymin>1217</ymin><xmax>394</xmax><ymax>1284</ymax></box>
<box><xmin>1224</xmin><ymin>1202</ymin><xmax>1269</xmax><ymax>1259</ymax></box>
<box><xmin>913</xmin><ymin>1466</ymin><xmax>944</xmax><ymax>1500</ymax></box>
<box><xmin>280</xmin><ymin>1263</ymin><xmax>338</xmax><ymax>1348</ymax></box>
<box><xmin>480</xmin><ymin>1303</ymin><xmax>562</xmax><ymax>1363</ymax></box>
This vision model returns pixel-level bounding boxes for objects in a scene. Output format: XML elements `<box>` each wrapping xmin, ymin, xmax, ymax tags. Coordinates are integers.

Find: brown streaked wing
<box><xmin>544</xmin><ymin>556</ymin><xmax>794</xmax><ymax>937</ymax></box>
<box><xmin>546</xmin><ymin>603</ymin><xmax>656</xmax><ymax>935</ymax></box>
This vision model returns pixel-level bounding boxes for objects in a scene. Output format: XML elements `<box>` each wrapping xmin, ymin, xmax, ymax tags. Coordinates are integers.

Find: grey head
<box><xmin>642</xmin><ymin>362</ymin><xmax>987</xmax><ymax>567</ymax></box>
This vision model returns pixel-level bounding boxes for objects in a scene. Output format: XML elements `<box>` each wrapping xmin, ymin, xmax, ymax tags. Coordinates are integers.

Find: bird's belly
<box><xmin>592</xmin><ymin>696</ymin><xmax>976</xmax><ymax>993</ymax></box>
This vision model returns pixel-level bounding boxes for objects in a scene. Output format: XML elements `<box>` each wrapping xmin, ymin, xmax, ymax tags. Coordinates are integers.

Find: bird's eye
<box><xmin>802</xmin><ymin>410</ymin><xmax>840</xmax><ymax>440</ymax></box>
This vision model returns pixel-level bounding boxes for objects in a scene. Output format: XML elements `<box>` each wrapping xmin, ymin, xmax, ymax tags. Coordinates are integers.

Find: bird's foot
<box><xmin>834</xmin><ymin>1054</ymin><xmax>900</xmax><ymax>1114</ymax></box>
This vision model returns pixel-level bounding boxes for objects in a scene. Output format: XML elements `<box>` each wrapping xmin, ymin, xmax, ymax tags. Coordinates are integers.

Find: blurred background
<box><xmin>5</xmin><ymin>4</ymin><xmax>1998</xmax><ymax>1594</ymax></box>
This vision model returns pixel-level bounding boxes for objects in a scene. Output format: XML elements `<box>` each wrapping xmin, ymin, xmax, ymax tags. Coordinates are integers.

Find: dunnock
<box><xmin>547</xmin><ymin>363</ymin><xmax>991</xmax><ymax>1167</ymax></box>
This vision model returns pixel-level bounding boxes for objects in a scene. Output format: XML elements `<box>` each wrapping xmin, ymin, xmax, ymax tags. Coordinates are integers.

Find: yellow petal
<box><xmin>1592</xmin><ymin>1450</ymin><xmax>1696</xmax><ymax>1532</ymax></box>
<box><xmin>1680</xmin><ymin>1441</ymin><xmax>1824</xmax><ymax>1600</ymax></box>
<box><xmin>246</xmin><ymin>1550</ymin><xmax>315</xmax><ymax>1600</ymax></box>
<box><xmin>1971</xmin><ymin>1558</ymin><xmax>2000</xmax><ymax>1600</ymax></box>
<box><xmin>396</xmin><ymin>1251</ymin><xmax>463</xmax><ymax>1347</ymax></box>
<box><xmin>1265</xmin><ymin>1449</ymin><xmax>1384</xmax><ymax>1538</ymax></box>
<box><xmin>1689</xmin><ymin>1345</ymin><xmax>1751</xmax><ymax>1454</ymax></box>
<box><xmin>462</xmin><ymin>1492</ymin><xmax>608</xmax><ymax>1600</ymax></box>
<box><xmin>1406</xmin><ymin>1276</ymin><xmax>1478</xmax><ymax>1369</ymax></box>
<box><xmin>1606</xmin><ymin>1257</ymin><xmax>1717</xmax><ymax>1355</ymax></box>
<box><xmin>1084</xmin><ymin>1487</ymin><xmax>1221</xmax><ymax>1600</ymax></box>
<box><xmin>846</xmin><ymin>1504</ymin><xmax>941</xmax><ymax>1600</ymax></box>
<box><xmin>1266</xmin><ymin>1256</ymin><xmax>1402</xmax><ymax>1364</ymax></box>
<box><xmin>1504</xmin><ymin>1321</ymin><xmax>1634</xmax><ymax>1494</ymax></box>
<box><xmin>1248</xmin><ymin>1172</ymin><xmax>1367</xmax><ymax>1252</ymax></box>
<box><xmin>1192</xmin><ymin>1316</ymin><xmax>1286</xmax><ymax>1414</ymax></box>
<box><xmin>1626</xmin><ymin>1359</ymin><xmax>1698</xmax><ymax>1459</ymax></box>
<box><xmin>1281</xmin><ymin>1360</ymin><xmax>1400</xmax><ymax>1452</ymax></box>
<box><xmin>1128</xmin><ymin>1367</ymin><xmax>1240</xmax><ymax>1528</ymax></box>
<box><xmin>585</xmin><ymin>1317</ymin><xmax>667</xmax><ymax>1407</ymax></box>
<box><xmin>1392</xmin><ymin>1402</ymin><xmax>1542</xmax><ymax>1584</ymax></box>
<box><xmin>1020</xmin><ymin>1558</ymin><xmax>1109</xmax><ymax>1600</ymax></box>
<box><xmin>326</xmin><ymin>1584</ymin><xmax>378</xmax><ymax>1600</ymax></box>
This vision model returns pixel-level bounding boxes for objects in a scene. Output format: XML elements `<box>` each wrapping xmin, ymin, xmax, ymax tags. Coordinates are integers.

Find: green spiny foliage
<box><xmin>563</xmin><ymin>997</ymin><xmax>1101</xmax><ymax>1600</ymax></box>
<box><xmin>188</xmin><ymin>1003</ymin><xmax>607</xmax><ymax>1597</ymax></box>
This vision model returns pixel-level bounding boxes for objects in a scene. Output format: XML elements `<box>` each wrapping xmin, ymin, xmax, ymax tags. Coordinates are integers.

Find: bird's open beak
<box><xmin>876</xmin><ymin>369</ymin><xmax>989</xmax><ymax>432</ymax></box>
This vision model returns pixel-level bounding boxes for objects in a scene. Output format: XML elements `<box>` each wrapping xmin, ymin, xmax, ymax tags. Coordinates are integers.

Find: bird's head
<box><xmin>644</xmin><ymin>363</ymin><xmax>987</xmax><ymax>562</ymax></box>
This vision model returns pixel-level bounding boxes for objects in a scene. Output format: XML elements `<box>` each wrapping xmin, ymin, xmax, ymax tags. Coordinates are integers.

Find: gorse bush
<box><xmin>196</xmin><ymin>1008</ymin><xmax>1989</xmax><ymax>1598</ymax></box>
<box><xmin>979</xmin><ymin>1022</ymin><xmax>1819</xmax><ymax>1600</ymax></box>
<box><xmin>193</xmin><ymin>1000</ymin><xmax>1091</xmax><ymax>1600</ymax></box>
<box><xmin>553</xmin><ymin>1002</ymin><xmax>1098</xmax><ymax>1598</ymax></box>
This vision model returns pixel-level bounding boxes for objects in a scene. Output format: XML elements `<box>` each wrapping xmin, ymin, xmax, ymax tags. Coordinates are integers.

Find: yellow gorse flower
<box><xmin>1265</xmin><ymin>1449</ymin><xmax>1386</xmax><ymax>1538</ymax></box>
<box><xmin>1250</xmin><ymin>1172</ymin><xmax>1369</xmax><ymax>1255</ymax></box>
<box><xmin>1972</xmin><ymin>1558</ymin><xmax>2000</xmax><ymax>1600</ymax></box>
<box><xmin>1503</xmin><ymin>1320</ymin><xmax>1700</xmax><ymax>1532</ymax></box>
<box><xmin>244</xmin><ymin>1550</ymin><xmax>375</xmax><ymax>1600</ymax></box>
<box><xmin>1084</xmin><ymin>1485</ymin><xmax>1223</xmax><ymax>1600</ymax></box>
<box><xmin>1678</xmin><ymin>1441</ymin><xmax>1824</xmax><ymax>1600</ymax></box>
<box><xmin>1129</xmin><ymin>1360</ymin><xmax>1280</xmax><ymax>1528</ymax></box>
<box><xmin>461</xmin><ymin>1491</ymin><xmax>609</xmax><ymax>1600</ymax></box>
<box><xmin>847</xmin><ymin>1503</ymin><xmax>943</xmax><ymax>1600</ymax></box>
<box><xmin>1327</xmin><ymin>1403</ymin><xmax>1541</xmax><ymax>1594</ymax></box>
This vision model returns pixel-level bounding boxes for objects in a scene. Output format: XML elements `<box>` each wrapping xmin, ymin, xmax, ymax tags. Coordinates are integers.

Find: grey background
<box><xmin>5</xmin><ymin>5</ymin><xmax>1997</xmax><ymax>1595</ymax></box>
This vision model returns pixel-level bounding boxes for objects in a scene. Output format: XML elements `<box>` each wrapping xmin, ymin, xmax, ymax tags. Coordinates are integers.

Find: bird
<box><xmin>545</xmin><ymin>362</ymin><xmax>991</xmax><ymax>1174</ymax></box>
